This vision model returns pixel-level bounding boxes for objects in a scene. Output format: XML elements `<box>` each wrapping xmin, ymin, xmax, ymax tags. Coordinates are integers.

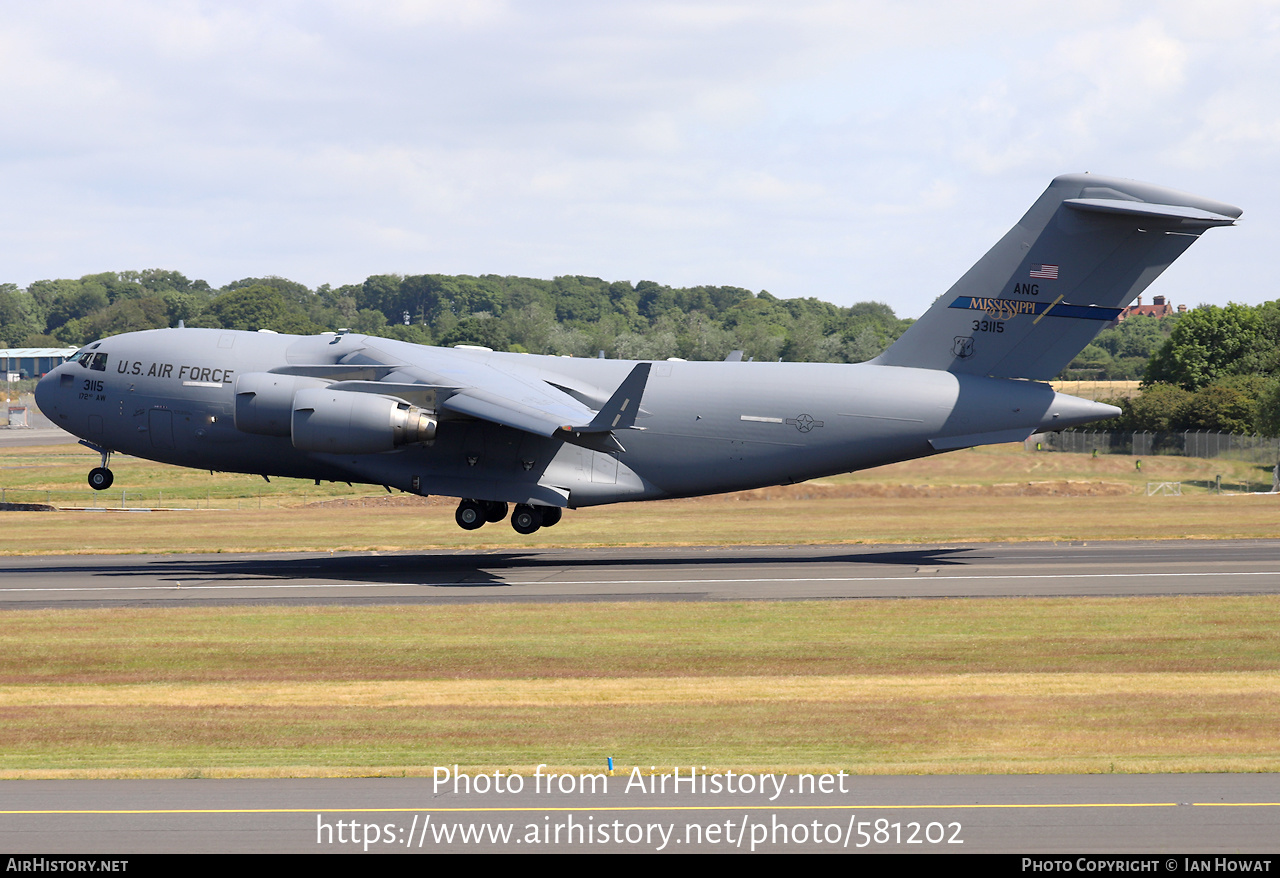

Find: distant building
<box><xmin>1</xmin><ymin>348</ymin><xmax>78</xmax><ymax>380</ymax></box>
<box><xmin>1117</xmin><ymin>295</ymin><xmax>1185</xmax><ymax>322</ymax></box>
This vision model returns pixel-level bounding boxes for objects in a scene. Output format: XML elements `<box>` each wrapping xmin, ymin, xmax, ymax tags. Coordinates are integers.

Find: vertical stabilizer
<box><xmin>873</xmin><ymin>174</ymin><xmax>1240</xmax><ymax>379</ymax></box>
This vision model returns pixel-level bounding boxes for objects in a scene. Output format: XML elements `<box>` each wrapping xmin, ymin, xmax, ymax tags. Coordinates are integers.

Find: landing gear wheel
<box><xmin>88</xmin><ymin>467</ymin><xmax>114</xmax><ymax>491</ymax></box>
<box><xmin>510</xmin><ymin>504</ymin><xmax>543</xmax><ymax>535</ymax></box>
<box><xmin>455</xmin><ymin>499</ymin><xmax>486</xmax><ymax>530</ymax></box>
<box><xmin>483</xmin><ymin>501</ymin><xmax>509</xmax><ymax>523</ymax></box>
<box><xmin>539</xmin><ymin>507</ymin><xmax>562</xmax><ymax>527</ymax></box>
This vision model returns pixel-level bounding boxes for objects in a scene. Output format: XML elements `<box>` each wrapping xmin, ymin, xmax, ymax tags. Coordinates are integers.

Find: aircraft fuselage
<box><xmin>37</xmin><ymin>327</ymin><xmax>1114</xmax><ymax>509</ymax></box>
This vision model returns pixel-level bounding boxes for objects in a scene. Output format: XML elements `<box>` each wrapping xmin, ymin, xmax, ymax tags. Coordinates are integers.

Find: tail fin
<box><xmin>873</xmin><ymin>174</ymin><xmax>1240</xmax><ymax>379</ymax></box>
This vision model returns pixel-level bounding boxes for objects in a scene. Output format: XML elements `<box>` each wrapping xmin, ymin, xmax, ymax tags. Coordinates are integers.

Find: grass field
<box><xmin>1</xmin><ymin>440</ymin><xmax>1278</xmax><ymax>552</ymax></box>
<box><xmin>3</xmin><ymin>439</ymin><xmax>1279</xmax><ymax>778</ymax></box>
<box><xmin>1050</xmin><ymin>379</ymin><xmax>1143</xmax><ymax>401</ymax></box>
<box><xmin>2</xmin><ymin>598</ymin><xmax>1279</xmax><ymax>777</ymax></box>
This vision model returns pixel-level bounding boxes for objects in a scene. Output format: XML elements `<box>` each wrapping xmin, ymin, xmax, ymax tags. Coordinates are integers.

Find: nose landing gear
<box><xmin>87</xmin><ymin>448</ymin><xmax>114</xmax><ymax>491</ymax></box>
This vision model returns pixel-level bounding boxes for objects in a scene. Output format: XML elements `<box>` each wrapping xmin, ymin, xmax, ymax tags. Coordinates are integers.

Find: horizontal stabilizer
<box><xmin>1064</xmin><ymin>198</ymin><xmax>1238</xmax><ymax>225</ymax></box>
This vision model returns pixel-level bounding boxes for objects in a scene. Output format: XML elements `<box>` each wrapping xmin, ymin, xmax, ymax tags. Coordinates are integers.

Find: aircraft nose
<box><xmin>35</xmin><ymin>367</ymin><xmax>63</xmax><ymax>417</ymax></box>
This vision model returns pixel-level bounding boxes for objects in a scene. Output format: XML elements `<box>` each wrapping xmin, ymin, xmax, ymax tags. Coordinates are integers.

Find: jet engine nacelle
<box><xmin>234</xmin><ymin>372</ymin><xmax>329</xmax><ymax>437</ymax></box>
<box><xmin>291</xmin><ymin>387</ymin><xmax>437</xmax><ymax>454</ymax></box>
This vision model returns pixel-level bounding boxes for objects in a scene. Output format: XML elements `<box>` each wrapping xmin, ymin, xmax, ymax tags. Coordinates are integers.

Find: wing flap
<box><xmin>440</xmin><ymin>362</ymin><xmax>651</xmax><ymax>447</ymax></box>
<box><xmin>441</xmin><ymin>387</ymin><xmax>585</xmax><ymax>438</ymax></box>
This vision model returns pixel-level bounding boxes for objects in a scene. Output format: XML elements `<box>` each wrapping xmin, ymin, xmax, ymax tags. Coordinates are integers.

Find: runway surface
<box><xmin>2</xmin><ymin>774</ymin><xmax>1278</xmax><ymax>854</ymax></box>
<box><xmin>1</xmin><ymin>539</ymin><xmax>1279</xmax><ymax>607</ymax></box>
<box><xmin>0</xmin><ymin>426</ymin><xmax>75</xmax><ymax>447</ymax></box>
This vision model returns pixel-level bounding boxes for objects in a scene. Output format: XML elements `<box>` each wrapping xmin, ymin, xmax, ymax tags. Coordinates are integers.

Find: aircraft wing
<box><xmin>292</xmin><ymin>341</ymin><xmax>651</xmax><ymax>449</ymax></box>
<box><xmin>436</xmin><ymin>361</ymin><xmax>650</xmax><ymax>450</ymax></box>
<box><xmin>440</xmin><ymin>382</ymin><xmax>592</xmax><ymax>437</ymax></box>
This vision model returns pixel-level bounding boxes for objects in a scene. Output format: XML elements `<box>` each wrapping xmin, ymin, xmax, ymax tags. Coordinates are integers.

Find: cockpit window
<box><xmin>77</xmin><ymin>352</ymin><xmax>93</xmax><ymax>368</ymax></box>
<box><xmin>89</xmin><ymin>353</ymin><xmax>108</xmax><ymax>372</ymax></box>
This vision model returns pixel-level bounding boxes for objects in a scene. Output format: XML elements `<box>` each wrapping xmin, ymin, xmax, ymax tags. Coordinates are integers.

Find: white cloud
<box><xmin>0</xmin><ymin>1</ymin><xmax>1272</xmax><ymax>317</ymax></box>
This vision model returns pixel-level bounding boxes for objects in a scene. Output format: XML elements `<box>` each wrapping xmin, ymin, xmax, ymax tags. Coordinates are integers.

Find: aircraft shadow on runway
<box><xmin>4</xmin><ymin>546</ymin><xmax>979</xmax><ymax>591</ymax></box>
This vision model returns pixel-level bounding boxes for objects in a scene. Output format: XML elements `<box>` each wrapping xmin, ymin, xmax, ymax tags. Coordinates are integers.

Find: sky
<box><xmin>1</xmin><ymin>0</ymin><xmax>1277</xmax><ymax>319</ymax></box>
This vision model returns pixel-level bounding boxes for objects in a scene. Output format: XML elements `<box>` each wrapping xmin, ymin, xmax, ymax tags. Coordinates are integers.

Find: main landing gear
<box><xmin>87</xmin><ymin>449</ymin><xmax>114</xmax><ymax>491</ymax></box>
<box><xmin>454</xmin><ymin>499</ymin><xmax>562</xmax><ymax>534</ymax></box>
<box><xmin>455</xmin><ymin>499</ymin><xmax>507</xmax><ymax>530</ymax></box>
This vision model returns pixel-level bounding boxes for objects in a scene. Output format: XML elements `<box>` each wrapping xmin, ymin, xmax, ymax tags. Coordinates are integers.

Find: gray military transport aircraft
<box><xmin>36</xmin><ymin>174</ymin><xmax>1240</xmax><ymax>535</ymax></box>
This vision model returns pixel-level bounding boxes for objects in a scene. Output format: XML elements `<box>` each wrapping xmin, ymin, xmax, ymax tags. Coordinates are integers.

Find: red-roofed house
<box><xmin>1117</xmin><ymin>295</ymin><xmax>1184</xmax><ymax>322</ymax></box>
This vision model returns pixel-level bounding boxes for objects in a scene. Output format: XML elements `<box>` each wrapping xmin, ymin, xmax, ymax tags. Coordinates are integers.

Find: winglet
<box><xmin>563</xmin><ymin>363</ymin><xmax>651</xmax><ymax>434</ymax></box>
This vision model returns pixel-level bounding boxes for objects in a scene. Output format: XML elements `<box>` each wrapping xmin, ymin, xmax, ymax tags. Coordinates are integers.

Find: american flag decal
<box><xmin>1030</xmin><ymin>264</ymin><xmax>1059</xmax><ymax>279</ymax></box>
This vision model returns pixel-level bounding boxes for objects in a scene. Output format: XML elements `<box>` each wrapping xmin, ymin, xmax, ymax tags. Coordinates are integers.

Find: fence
<box><xmin>1030</xmin><ymin>430</ymin><xmax>1280</xmax><ymax>465</ymax></box>
<box><xmin>0</xmin><ymin>487</ymin><xmax>287</xmax><ymax>510</ymax></box>
<box><xmin>0</xmin><ymin>486</ymin><xmax>438</xmax><ymax>511</ymax></box>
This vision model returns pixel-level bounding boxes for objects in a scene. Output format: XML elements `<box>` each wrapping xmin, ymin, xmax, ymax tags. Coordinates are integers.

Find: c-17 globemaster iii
<box><xmin>36</xmin><ymin>174</ymin><xmax>1240</xmax><ymax>535</ymax></box>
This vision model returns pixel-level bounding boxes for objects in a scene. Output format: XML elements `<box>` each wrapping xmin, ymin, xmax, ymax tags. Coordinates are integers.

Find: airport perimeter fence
<box><xmin>0</xmin><ymin>485</ymin><xmax>441</xmax><ymax>511</ymax></box>
<box><xmin>0</xmin><ymin>487</ymin><xmax>309</xmax><ymax>511</ymax></box>
<box><xmin>1030</xmin><ymin>430</ymin><xmax>1280</xmax><ymax>464</ymax></box>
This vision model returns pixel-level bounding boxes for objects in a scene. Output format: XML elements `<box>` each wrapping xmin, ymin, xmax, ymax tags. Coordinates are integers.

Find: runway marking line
<box><xmin>2</xmin><ymin>570</ymin><xmax>1280</xmax><ymax>593</ymax></box>
<box><xmin>7</xmin><ymin>803</ymin><xmax>1280</xmax><ymax>815</ymax></box>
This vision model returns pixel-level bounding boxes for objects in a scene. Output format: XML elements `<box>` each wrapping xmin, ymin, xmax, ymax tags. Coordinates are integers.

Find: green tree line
<box><xmin>1101</xmin><ymin>302</ymin><xmax>1280</xmax><ymax>436</ymax></box>
<box><xmin>6</xmin><ymin>269</ymin><xmax>1280</xmax><ymax>434</ymax></box>
<box><xmin>0</xmin><ymin>269</ymin><xmax>912</xmax><ymax>364</ymax></box>
<box><xmin>1061</xmin><ymin>313</ymin><xmax>1180</xmax><ymax>381</ymax></box>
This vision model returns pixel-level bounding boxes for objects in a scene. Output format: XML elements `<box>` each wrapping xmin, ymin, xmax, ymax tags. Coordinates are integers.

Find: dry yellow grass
<box><xmin>5</xmin><ymin>490</ymin><xmax>1278</xmax><ymax>554</ymax></box>
<box><xmin>1050</xmin><ymin>379</ymin><xmax>1143</xmax><ymax>400</ymax></box>
<box><xmin>4</xmin><ymin>684</ymin><xmax>1279</xmax><ymax>777</ymax></box>
<box><xmin>2</xmin><ymin>599</ymin><xmax>1279</xmax><ymax>776</ymax></box>
<box><xmin>6</xmin><ymin>672</ymin><xmax>1278</xmax><ymax>706</ymax></box>
<box><xmin>5</xmin><ymin>440</ymin><xmax>1278</xmax><ymax>553</ymax></box>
